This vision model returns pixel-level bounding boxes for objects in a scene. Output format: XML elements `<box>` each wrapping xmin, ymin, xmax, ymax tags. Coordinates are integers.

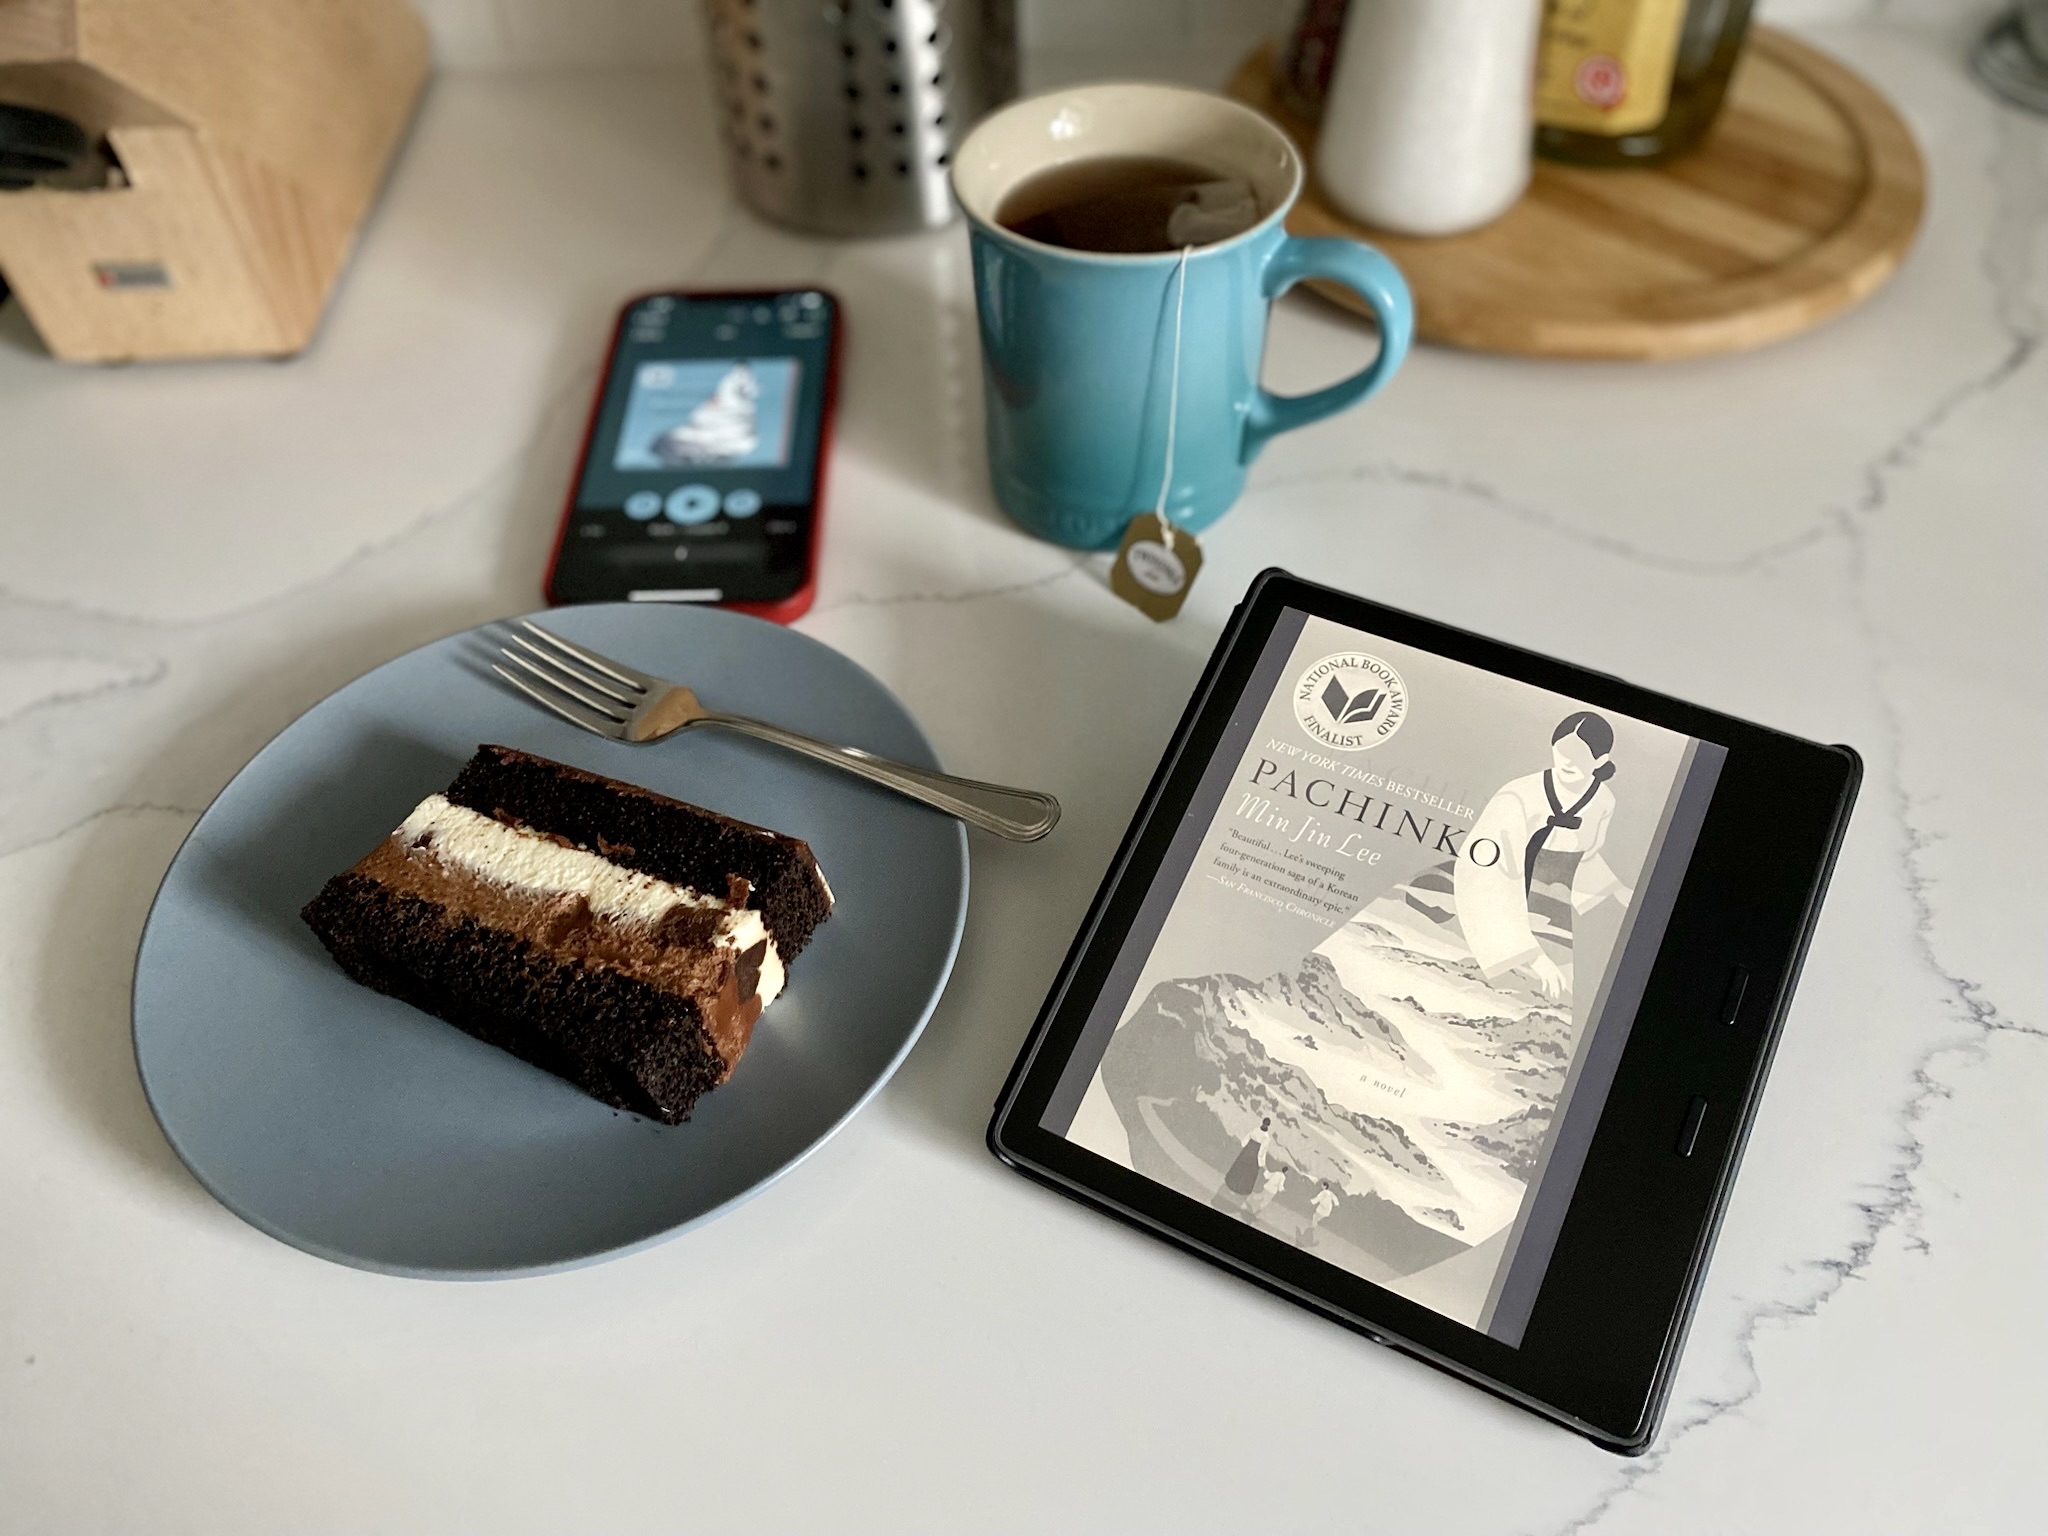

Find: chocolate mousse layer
<box><xmin>300</xmin><ymin>747</ymin><xmax>831</xmax><ymax>1124</ymax></box>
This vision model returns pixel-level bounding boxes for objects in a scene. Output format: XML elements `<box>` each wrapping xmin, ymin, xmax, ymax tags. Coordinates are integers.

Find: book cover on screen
<box><xmin>1042</xmin><ymin>610</ymin><xmax>1724</xmax><ymax>1343</ymax></box>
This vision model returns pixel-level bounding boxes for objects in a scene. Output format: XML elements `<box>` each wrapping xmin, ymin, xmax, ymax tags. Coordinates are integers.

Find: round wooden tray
<box><xmin>1227</xmin><ymin>28</ymin><xmax>1926</xmax><ymax>360</ymax></box>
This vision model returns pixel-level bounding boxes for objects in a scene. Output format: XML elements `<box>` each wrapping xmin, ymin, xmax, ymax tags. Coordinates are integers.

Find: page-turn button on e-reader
<box><xmin>1675</xmin><ymin>1096</ymin><xmax>1709</xmax><ymax>1157</ymax></box>
<box><xmin>1719</xmin><ymin>966</ymin><xmax>1749</xmax><ymax>1026</ymax></box>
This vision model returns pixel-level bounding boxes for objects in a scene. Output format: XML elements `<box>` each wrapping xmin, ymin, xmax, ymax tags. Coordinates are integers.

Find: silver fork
<box><xmin>492</xmin><ymin>621</ymin><xmax>1060</xmax><ymax>842</ymax></box>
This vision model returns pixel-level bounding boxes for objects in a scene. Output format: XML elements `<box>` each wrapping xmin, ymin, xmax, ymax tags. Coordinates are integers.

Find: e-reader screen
<box><xmin>1035</xmin><ymin>607</ymin><xmax>1727</xmax><ymax>1346</ymax></box>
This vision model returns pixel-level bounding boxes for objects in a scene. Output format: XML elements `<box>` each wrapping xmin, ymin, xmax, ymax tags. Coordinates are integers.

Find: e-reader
<box><xmin>989</xmin><ymin>568</ymin><xmax>1859</xmax><ymax>1453</ymax></box>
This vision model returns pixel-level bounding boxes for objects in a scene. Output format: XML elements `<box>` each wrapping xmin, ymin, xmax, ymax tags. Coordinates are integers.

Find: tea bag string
<box><xmin>1153</xmin><ymin>244</ymin><xmax>1193</xmax><ymax>550</ymax></box>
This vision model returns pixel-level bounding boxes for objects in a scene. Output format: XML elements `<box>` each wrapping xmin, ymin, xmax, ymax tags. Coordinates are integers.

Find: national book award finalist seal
<box><xmin>1292</xmin><ymin>652</ymin><xmax>1408</xmax><ymax>750</ymax></box>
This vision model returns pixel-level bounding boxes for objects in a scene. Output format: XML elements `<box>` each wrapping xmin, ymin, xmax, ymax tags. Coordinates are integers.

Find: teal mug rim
<box><xmin>948</xmin><ymin>81</ymin><xmax>1307</xmax><ymax>268</ymax></box>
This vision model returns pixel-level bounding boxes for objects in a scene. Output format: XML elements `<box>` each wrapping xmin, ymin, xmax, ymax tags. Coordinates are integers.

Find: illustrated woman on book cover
<box><xmin>1446</xmin><ymin>709</ymin><xmax>1636</xmax><ymax>1005</ymax></box>
<box><xmin>1251</xmin><ymin>710</ymin><xmax>1645</xmax><ymax>1264</ymax></box>
<box><xmin>1082</xmin><ymin>711</ymin><xmax>1651</xmax><ymax>1313</ymax></box>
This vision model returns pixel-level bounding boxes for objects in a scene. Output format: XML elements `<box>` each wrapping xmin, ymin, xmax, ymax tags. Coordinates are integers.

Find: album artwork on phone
<box><xmin>611</xmin><ymin>358</ymin><xmax>802</xmax><ymax>472</ymax></box>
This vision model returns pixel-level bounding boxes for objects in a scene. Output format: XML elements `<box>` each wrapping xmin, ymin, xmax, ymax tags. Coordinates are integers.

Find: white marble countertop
<box><xmin>3</xmin><ymin>12</ymin><xmax>2044</xmax><ymax>1532</ymax></box>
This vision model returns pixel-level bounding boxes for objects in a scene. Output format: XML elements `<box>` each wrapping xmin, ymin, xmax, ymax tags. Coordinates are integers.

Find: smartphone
<box><xmin>545</xmin><ymin>288</ymin><xmax>841</xmax><ymax>621</ymax></box>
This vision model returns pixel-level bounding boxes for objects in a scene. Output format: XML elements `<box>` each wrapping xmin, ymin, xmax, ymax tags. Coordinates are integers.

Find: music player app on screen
<box><xmin>1040</xmin><ymin>609</ymin><xmax>1727</xmax><ymax>1345</ymax></box>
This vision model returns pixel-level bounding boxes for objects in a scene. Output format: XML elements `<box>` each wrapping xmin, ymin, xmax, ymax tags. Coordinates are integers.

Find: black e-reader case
<box><xmin>989</xmin><ymin>569</ymin><xmax>1860</xmax><ymax>1453</ymax></box>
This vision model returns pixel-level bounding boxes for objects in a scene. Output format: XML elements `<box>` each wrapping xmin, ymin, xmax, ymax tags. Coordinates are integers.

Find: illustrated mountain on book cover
<box><xmin>1094</xmin><ymin>885</ymin><xmax>1575</xmax><ymax>1284</ymax></box>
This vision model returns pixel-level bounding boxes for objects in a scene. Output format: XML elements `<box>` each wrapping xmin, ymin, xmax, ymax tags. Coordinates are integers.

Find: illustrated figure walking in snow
<box><xmin>1247</xmin><ymin>1164</ymin><xmax>1289</xmax><ymax>1221</ymax></box>
<box><xmin>1300</xmin><ymin>1180</ymin><xmax>1339</xmax><ymax>1250</ymax></box>
<box><xmin>1220</xmin><ymin>1116</ymin><xmax>1272</xmax><ymax>1209</ymax></box>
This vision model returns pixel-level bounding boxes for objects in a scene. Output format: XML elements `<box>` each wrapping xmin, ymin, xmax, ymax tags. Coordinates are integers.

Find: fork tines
<box><xmin>491</xmin><ymin>621</ymin><xmax>650</xmax><ymax>740</ymax></box>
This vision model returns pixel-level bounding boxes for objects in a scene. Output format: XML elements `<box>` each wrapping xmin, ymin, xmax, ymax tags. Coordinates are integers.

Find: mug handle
<box><xmin>1242</xmin><ymin>238</ymin><xmax>1415</xmax><ymax>463</ymax></box>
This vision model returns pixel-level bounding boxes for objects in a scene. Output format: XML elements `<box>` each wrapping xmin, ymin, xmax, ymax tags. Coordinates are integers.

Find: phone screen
<box><xmin>549</xmin><ymin>289</ymin><xmax>836</xmax><ymax>610</ymax></box>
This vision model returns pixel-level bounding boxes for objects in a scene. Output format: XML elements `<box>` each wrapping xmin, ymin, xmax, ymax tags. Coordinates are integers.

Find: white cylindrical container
<box><xmin>1316</xmin><ymin>0</ymin><xmax>1543</xmax><ymax>237</ymax></box>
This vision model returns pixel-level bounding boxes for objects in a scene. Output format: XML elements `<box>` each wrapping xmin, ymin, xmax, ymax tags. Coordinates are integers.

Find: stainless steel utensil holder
<box><xmin>703</xmin><ymin>0</ymin><xmax>1017</xmax><ymax>237</ymax></box>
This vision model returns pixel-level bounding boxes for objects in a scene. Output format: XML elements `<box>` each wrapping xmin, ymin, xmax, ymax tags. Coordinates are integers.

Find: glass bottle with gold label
<box><xmin>1534</xmin><ymin>0</ymin><xmax>1755</xmax><ymax>165</ymax></box>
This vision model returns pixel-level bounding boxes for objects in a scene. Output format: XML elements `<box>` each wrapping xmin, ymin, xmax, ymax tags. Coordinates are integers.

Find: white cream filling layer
<box><xmin>397</xmin><ymin>794</ymin><xmax>785</xmax><ymax>1005</ymax></box>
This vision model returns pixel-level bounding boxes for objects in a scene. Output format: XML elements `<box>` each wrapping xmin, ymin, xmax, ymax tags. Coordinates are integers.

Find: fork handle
<box><xmin>702</xmin><ymin>713</ymin><xmax>1060</xmax><ymax>842</ymax></box>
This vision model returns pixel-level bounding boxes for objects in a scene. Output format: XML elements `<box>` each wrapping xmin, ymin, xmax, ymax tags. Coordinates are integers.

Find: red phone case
<box><xmin>543</xmin><ymin>288</ymin><xmax>842</xmax><ymax>624</ymax></box>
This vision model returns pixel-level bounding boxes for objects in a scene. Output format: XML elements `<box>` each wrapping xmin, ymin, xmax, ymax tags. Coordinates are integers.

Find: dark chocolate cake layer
<box><xmin>303</xmin><ymin>875</ymin><xmax>739</xmax><ymax>1123</ymax></box>
<box><xmin>447</xmin><ymin>744</ymin><xmax>832</xmax><ymax>959</ymax></box>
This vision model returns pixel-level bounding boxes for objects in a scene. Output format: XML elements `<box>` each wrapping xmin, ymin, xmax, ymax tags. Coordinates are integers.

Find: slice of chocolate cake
<box><xmin>301</xmin><ymin>745</ymin><xmax>833</xmax><ymax>1124</ymax></box>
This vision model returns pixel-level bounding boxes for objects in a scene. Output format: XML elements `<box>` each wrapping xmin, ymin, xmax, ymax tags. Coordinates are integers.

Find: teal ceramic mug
<box><xmin>951</xmin><ymin>82</ymin><xmax>1414</xmax><ymax>550</ymax></box>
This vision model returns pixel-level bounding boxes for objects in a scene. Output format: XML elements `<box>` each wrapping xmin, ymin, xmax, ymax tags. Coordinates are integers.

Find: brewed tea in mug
<box><xmin>996</xmin><ymin>156</ymin><xmax>1267</xmax><ymax>254</ymax></box>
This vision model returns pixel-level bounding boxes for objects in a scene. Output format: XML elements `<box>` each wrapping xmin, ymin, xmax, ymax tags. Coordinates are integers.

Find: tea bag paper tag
<box><xmin>1165</xmin><ymin>179</ymin><xmax>1260</xmax><ymax>247</ymax></box>
<box><xmin>1111</xmin><ymin>511</ymin><xmax>1202</xmax><ymax>622</ymax></box>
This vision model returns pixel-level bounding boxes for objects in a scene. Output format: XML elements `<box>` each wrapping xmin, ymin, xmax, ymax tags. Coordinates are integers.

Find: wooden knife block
<box><xmin>0</xmin><ymin>0</ymin><xmax>428</xmax><ymax>361</ymax></box>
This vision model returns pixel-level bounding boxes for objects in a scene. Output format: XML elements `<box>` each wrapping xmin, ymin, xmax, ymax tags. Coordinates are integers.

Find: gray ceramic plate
<box><xmin>133</xmin><ymin>604</ymin><xmax>968</xmax><ymax>1278</ymax></box>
